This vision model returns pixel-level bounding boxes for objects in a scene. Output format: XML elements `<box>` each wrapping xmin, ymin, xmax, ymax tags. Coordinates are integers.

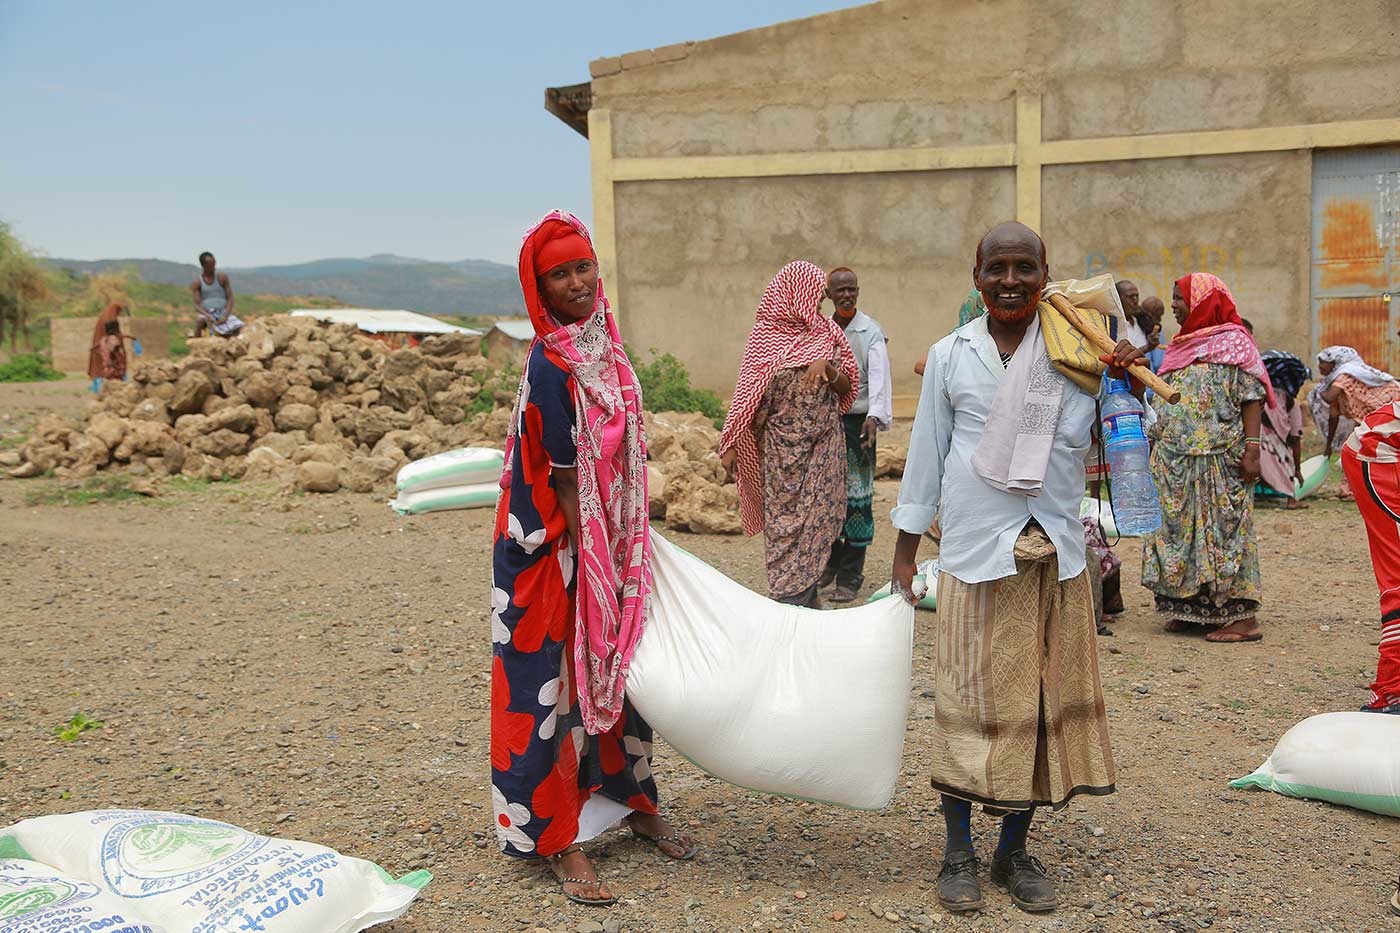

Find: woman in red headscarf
<box><xmin>1141</xmin><ymin>273</ymin><xmax>1274</xmax><ymax>642</ymax></box>
<box><xmin>489</xmin><ymin>211</ymin><xmax>693</xmax><ymax>907</ymax></box>
<box><xmin>718</xmin><ymin>261</ymin><xmax>859</xmax><ymax>607</ymax></box>
<box><xmin>87</xmin><ymin>302</ymin><xmax>134</xmax><ymax>389</ymax></box>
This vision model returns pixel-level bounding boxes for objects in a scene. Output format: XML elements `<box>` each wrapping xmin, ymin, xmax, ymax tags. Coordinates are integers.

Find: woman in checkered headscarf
<box><xmin>718</xmin><ymin>261</ymin><xmax>860</xmax><ymax>606</ymax></box>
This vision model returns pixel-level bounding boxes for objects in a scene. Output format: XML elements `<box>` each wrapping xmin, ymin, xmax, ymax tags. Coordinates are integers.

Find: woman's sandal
<box><xmin>628</xmin><ymin>816</ymin><xmax>698</xmax><ymax>861</ymax></box>
<box><xmin>546</xmin><ymin>845</ymin><xmax>616</xmax><ymax>907</ymax></box>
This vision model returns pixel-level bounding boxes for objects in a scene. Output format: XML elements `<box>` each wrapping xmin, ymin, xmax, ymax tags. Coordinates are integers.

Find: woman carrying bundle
<box><xmin>490</xmin><ymin>211</ymin><xmax>693</xmax><ymax>908</ymax></box>
<box><xmin>1142</xmin><ymin>273</ymin><xmax>1273</xmax><ymax>643</ymax></box>
<box><xmin>719</xmin><ymin>261</ymin><xmax>859</xmax><ymax>607</ymax></box>
<box><xmin>1310</xmin><ymin>346</ymin><xmax>1400</xmax><ymax>500</ymax></box>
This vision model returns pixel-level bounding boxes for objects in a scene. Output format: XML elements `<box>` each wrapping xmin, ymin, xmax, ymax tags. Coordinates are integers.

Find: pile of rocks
<box><xmin>644</xmin><ymin>411</ymin><xmax>742</xmax><ymax>535</ymax></box>
<box><xmin>7</xmin><ymin>315</ymin><xmax>511</xmax><ymax>493</ymax></box>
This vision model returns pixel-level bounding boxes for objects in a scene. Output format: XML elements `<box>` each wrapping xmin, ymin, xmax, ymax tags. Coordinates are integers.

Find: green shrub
<box><xmin>0</xmin><ymin>352</ymin><xmax>65</xmax><ymax>382</ymax></box>
<box><xmin>630</xmin><ymin>349</ymin><xmax>725</xmax><ymax>428</ymax></box>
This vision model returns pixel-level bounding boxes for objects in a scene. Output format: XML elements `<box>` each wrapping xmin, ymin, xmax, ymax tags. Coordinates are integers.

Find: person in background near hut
<box><xmin>819</xmin><ymin>267</ymin><xmax>893</xmax><ymax>602</ymax></box>
<box><xmin>190</xmin><ymin>251</ymin><xmax>244</xmax><ymax>337</ymax></box>
<box><xmin>1116</xmin><ymin>280</ymin><xmax>1148</xmax><ymax>348</ymax></box>
<box><xmin>893</xmin><ymin>222</ymin><xmax>1135</xmax><ymax>915</ymax></box>
<box><xmin>1142</xmin><ymin>273</ymin><xmax>1271</xmax><ymax>643</ymax></box>
<box><xmin>87</xmin><ymin>301</ymin><xmax>136</xmax><ymax>392</ymax></box>
<box><xmin>1257</xmin><ymin>351</ymin><xmax>1310</xmax><ymax>508</ymax></box>
<box><xmin>490</xmin><ymin>211</ymin><xmax>694</xmax><ymax>907</ymax></box>
<box><xmin>1340</xmin><ymin>399</ymin><xmax>1400</xmax><ymax>715</ymax></box>
<box><xmin>720</xmin><ymin>261</ymin><xmax>858</xmax><ymax>606</ymax></box>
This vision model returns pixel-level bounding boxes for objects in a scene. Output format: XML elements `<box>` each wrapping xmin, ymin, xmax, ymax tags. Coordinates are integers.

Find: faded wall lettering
<box><xmin>1081</xmin><ymin>245</ymin><xmax>1242</xmax><ymax>300</ymax></box>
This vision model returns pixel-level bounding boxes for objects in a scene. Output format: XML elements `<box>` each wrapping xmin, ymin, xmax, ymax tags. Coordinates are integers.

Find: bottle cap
<box><xmin>1105</xmin><ymin>377</ymin><xmax>1131</xmax><ymax>394</ymax></box>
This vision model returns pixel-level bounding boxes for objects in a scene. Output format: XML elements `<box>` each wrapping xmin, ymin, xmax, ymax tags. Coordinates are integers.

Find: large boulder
<box><xmin>86</xmin><ymin>413</ymin><xmax>127</xmax><ymax>451</ymax></box>
<box><xmin>419</xmin><ymin>331</ymin><xmax>481</xmax><ymax>358</ymax></box>
<box><xmin>343</xmin><ymin>454</ymin><xmax>399</xmax><ymax>493</ymax></box>
<box><xmin>664</xmin><ymin>474</ymin><xmax>742</xmax><ymax>535</ymax></box>
<box><xmin>209</xmin><ymin>403</ymin><xmax>258</xmax><ymax>434</ymax></box>
<box><xmin>380</xmin><ymin>375</ymin><xmax>426</xmax><ymax>413</ymax></box>
<box><xmin>190</xmin><ymin>429</ymin><xmax>250</xmax><ymax>458</ymax></box>
<box><xmin>647</xmin><ymin>463</ymin><xmax>667</xmax><ymax>519</ymax></box>
<box><xmin>251</xmin><ymin>431</ymin><xmax>302</xmax><ymax>459</ymax></box>
<box><xmin>274</xmin><ymin>402</ymin><xmax>319</xmax><ymax>432</ymax></box>
<box><xmin>244</xmin><ymin>446</ymin><xmax>296</xmax><ymax>483</ymax></box>
<box><xmin>296</xmin><ymin>460</ymin><xmax>341</xmax><ymax>493</ymax></box>
<box><xmin>292</xmin><ymin>443</ymin><xmax>351</xmax><ymax>467</ymax></box>
<box><xmin>242</xmin><ymin>370</ymin><xmax>288</xmax><ymax>407</ymax></box>
<box><xmin>113</xmin><ymin>422</ymin><xmax>174</xmax><ymax>461</ymax></box>
<box><xmin>875</xmin><ymin>444</ymin><xmax>907</xmax><ymax>479</ymax></box>
<box><xmin>169</xmin><ymin>370</ymin><xmax>214</xmax><ymax>416</ymax></box>
<box><xmin>383</xmin><ymin>348</ymin><xmax>425</xmax><ymax>381</ymax></box>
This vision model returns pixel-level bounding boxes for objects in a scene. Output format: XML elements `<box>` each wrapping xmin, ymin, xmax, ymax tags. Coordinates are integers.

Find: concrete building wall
<box><xmin>615</xmin><ymin>169</ymin><xmax>1014</xmax><ymax>391</ymax></box>
<box><xmin>584</xmin><ymin>0</ymin><xmax>1400</xmax><ymax>401</ymax></box>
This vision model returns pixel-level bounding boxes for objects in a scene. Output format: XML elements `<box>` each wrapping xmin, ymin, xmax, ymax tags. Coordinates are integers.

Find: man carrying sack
<box><xmin>891</xmin><ymin>222</ymin><xmax>1147</xmax><ymax>915</ymax></box>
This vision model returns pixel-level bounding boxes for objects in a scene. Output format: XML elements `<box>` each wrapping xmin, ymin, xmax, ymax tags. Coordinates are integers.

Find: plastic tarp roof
<box><xmin>489</xmin><ymin>320</ymin><xmax>535</xmax><ymax>341</ymax></box>
<box><xmin>288</xmin><ymin>308</ymin><xmax>481</xmax><ymax>336</ymax></box>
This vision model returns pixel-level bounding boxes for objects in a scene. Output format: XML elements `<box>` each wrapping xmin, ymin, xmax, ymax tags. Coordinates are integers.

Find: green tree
<box><xmin>0</xmin><ymin>223</ymin><xmax>52</xmax><ymax>352</ymax></box>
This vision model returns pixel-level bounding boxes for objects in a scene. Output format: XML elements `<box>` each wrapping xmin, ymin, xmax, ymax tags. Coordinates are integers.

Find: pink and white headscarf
<box><xmin>1158</xmin><ymin>272</ymin><xmax>1276</xmax><ymax>408</ymax></box>
<box><xmin>719</xmin><ymin>261</ymin><xmax>859</xmax><ymax>535</ymax></box>
<box><xmin>503</xmin><ymin>210</ymin><xmax>651</xmax><ymax>735</ymax></box>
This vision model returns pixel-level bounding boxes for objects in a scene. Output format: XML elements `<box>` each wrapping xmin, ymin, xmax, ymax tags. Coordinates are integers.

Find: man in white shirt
<box><xmin>891</xmin><ymin>223</ymin><xmax>1143</xmax><ymax>915</ymax></box>
<box><xmin>1116</xmin><ymin>279</ymin><xmax>1149</xmax><ymax>348</ymax></box>
<box><xmin>820</xmin><ymin>267</ymin><xmax>893</xmax><ymax>602</ymax></box>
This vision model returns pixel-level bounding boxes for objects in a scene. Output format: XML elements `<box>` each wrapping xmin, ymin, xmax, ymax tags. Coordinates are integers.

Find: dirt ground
<box><xmin>1</xmin><ymin>380</ymin><xmax>1396</xmax><ymax>933</ymax></box>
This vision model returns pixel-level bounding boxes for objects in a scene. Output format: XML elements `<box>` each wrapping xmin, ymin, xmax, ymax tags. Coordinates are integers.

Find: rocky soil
<box><xmin>0</xmin><ymin>381</ymin><xmax>1393</xmax><ymax>933</ymax></box>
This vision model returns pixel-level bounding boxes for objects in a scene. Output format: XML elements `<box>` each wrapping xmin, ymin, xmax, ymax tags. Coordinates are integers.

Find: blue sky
<box><xmin>0</xmin><ymin>1</ymin><xmax>859</xmax><ymax>267</ymax></box>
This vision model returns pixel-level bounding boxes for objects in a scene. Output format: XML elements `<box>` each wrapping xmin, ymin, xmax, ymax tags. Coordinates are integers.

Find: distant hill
<box><xmin>43</xmin><ymin>253</ymin><xmax>521</xmax><ymax>317</ymax></box>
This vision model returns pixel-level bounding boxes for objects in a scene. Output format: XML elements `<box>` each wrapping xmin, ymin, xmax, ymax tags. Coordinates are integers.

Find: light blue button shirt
<box><xmin>891</xmin><ymin>315</ymin><xmax>1097</xmax><ymax>585</ymax></box>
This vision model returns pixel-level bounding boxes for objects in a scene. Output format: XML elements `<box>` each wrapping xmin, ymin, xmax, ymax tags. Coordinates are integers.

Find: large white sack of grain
<box><xmin>395</xmin><ymin>447</ymin><xmax>503</xmax><ymax>494</ymax></box>
<box><xmin>0</xmin><ymin>810</ymin><xmax>431</xmax><ymax>933</ymax></box>
<box><xmin>627</xmin><ymin>531</ymin><xmax>915</xmax><ymax>810</ymax></box>
<box><xmin>0</xmin><ymin>858</ymin><xmax>165</xmax><ymax>933</ymax></box>
<box><xmin>1229</xmin><ymin>712</ymin><xmax>1400</xmax><ymax>817</ymax></box>
<box><xmin>389</xmin><ymin>481</ymin><xmax>498</xmax><ymax>515</ymax></box>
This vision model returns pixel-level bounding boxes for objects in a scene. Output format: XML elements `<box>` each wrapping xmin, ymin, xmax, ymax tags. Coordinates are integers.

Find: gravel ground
<box><xmin>1</xmin><ymin>380</ymin><xmax>1396</xmax><ymax>933</ymax></box>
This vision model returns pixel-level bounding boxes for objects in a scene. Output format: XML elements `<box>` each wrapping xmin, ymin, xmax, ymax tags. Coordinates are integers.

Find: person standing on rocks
<box><xmin>892</xmin><ymin>222</ymin><xmax>1133</xmax><ymax>915</ymax></box>
<box><xmin>490</xmin><ymin>211</ymin><xmax>694</xmax><ymax>908</ymax></box>
<box><xmin>719</xmin><ymin>260</ymin><xmax>859</xmax><ymax>607</ymax></box>
<box><xmin>819</xmin><ymin>267</ymin><xmax>892</xmax><ymax>603</ymax></box>
<box><xmin>190</xmin><ymin>251</ymin><xmax>243</xmax><ymax>337</ymax></box>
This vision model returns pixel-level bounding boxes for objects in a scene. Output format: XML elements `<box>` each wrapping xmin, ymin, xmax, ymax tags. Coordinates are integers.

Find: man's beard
<box><xmin>981</xmin><ymin>287</ymin><xmax>1042</xmax><ymax>323</ymax></box>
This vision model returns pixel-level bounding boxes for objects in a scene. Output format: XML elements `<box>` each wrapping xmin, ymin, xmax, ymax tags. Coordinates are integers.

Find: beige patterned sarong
<box><xmin>930</xmin><ymin>530</ymin><xmax>1116</xmax><ymax>811</ymax></box>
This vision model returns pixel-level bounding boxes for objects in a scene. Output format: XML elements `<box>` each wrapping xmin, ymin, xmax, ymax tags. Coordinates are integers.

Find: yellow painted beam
<box><xmin>611</xmin><ymin>142</ymin><xmax>1016</xmax><ymax>182</ymax></box>
<box><xmin>1015</xmin><ymin>92</ymin><xmax>1043</xmax><ymax>232</ymax></box>
<box><xmin>1038</xmin><ymin>117</ymin><xmax>1400</xmax><ymax>166</ymax></box>
<box><xmin>588</xmin><ymin>108</ymin><xmax>621</xmax><ymax>315</ymax></box>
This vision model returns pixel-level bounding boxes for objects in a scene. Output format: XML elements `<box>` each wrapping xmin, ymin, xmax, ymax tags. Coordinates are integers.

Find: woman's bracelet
<box><xmin>1244</xmin><ymin>436</ymin><xmax>1261</xmax><ymax>446</ymax></box>
<box><xmin>826</xmin><ymin>363</ymin><xmax>838</xmax><ymax>385</ymax></box>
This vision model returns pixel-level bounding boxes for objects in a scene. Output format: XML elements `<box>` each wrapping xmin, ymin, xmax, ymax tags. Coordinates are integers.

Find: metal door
<box><xmin>1312</xmin><ymin>148</ymin><xmax>1400</xmax><ymax>369</ymax></box>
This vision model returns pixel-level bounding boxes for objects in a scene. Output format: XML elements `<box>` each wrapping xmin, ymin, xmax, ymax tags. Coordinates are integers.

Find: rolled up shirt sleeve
<box><xmin>891</xmin><ymin>342</ymin><xmax>952</xmax><ymax>534</ymax></box>
<box><xmin>866</xmin><ymin>336</ymin><xmax>893</xmax><ymax>429</ymax></box>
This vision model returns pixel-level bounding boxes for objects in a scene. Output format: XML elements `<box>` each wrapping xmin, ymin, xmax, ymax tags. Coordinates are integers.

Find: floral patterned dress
<box><xmin>490</xmin><ymin>342</ymin><xmax>658</xmax><ymax>860</ymax></box>
<box><xmin>757</xmin><ymin>368</ymin><xmax>846</xmax><ymax>601</ymax></box>
<box><xmin>1141</xmin><ymin>363</ymin><xmax>1266</xmax><ymax>624</ymax></box>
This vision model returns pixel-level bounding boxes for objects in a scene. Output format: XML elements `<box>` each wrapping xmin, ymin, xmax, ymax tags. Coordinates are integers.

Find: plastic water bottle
<box><xmin>1100</xmin><ymin>378</ymin><xmax>1162</xmax><ymax>534</ymax></box>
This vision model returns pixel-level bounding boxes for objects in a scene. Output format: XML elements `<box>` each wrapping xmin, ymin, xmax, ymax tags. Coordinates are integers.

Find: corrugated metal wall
<box><xmin>1312</xmin><ymin>148</ymin><xmax>1400</xmax><ymax>369</ymax></box>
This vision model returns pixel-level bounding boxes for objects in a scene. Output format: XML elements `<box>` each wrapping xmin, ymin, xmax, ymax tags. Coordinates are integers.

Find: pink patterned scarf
<box><xmin>1158</xmin><ymin>273</ymin><xmax>1275</xmax><ymax>408</ymax></box>
<box><xmin>502</xmin><ymin>210</ymin><xmax>651</xmax><ymax>735</ymax></box>
<box><xmin>719</xmin><ymin>261</ymin><xmax>859</xmax><ymax>536</ymax></box>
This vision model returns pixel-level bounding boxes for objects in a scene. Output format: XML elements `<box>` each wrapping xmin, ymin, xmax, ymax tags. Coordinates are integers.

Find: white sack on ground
<box><xmin>0</xmin><ymin>810</ymin><xmax>431</xmax><ymax>933</ymax></box>
<box><xmin>0</xmin><ymin>858</ymin><xmax>165</xmax><ymax>933</ymax></box>
<box><xmin>1230</xmin><ymin>712</ymin><xmax>1400</xmax><ymax>817</ymax></box>
<box><xmin>394</xmin><ymin>447</ymin><xmax>503</xmax><ymax>494</ymax></box>
<box><xmin>389</xmin><ymin>481</ymin><xmax>498</xmax><ymax>515</ymax></box>
<box><xmin>627</xmin><ymin>531</ymin><xmax>915</xmax><ymax>810</ymax></box>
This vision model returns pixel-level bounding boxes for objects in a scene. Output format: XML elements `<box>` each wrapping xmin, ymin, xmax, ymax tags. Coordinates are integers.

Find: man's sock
<box><xmin>995</xmin><ymin>807</ymin><xmax>1036</xmax><ymax>858</ymax></box>
<box><xmin>941</xmin><ymin>795</ymin><xmax>973</xmax><ymax>857</ymax></box>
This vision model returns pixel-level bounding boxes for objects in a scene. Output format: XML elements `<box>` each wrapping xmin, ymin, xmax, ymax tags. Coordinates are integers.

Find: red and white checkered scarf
<box><xmin>719</xmin><ymin>261</ymin><xmax>859</xmax><ymax>535</ymax></box>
